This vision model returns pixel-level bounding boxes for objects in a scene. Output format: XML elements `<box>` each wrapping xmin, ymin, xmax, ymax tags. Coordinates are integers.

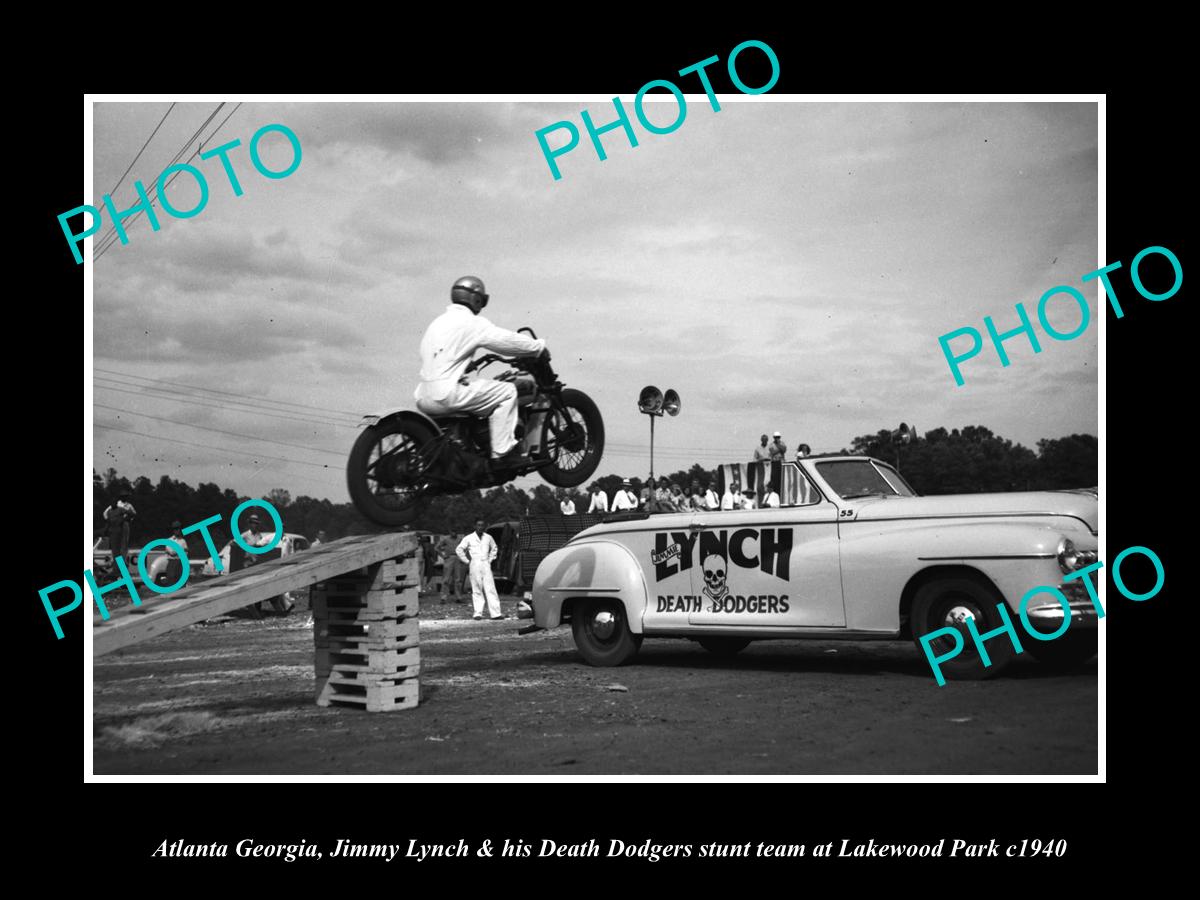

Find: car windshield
<box><xmin>816</xmin><ymin>459</ymin><xmax>917</xmax><ymax>499</ymax></box>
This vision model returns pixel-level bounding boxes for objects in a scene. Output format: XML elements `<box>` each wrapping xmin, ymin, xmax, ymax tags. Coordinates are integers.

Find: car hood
<box><xmin>850</xmin><ymin>491</ymin><xmax>1097</xmax><ymax>533</ymax></box>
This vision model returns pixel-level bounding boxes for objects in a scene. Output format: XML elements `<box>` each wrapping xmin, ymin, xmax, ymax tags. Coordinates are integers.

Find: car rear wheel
<box><xmin>571</xmin><ymin>598</ymin><xmax>642</xmax><ymax>666</ymax></box>
<box><xmin>911</xmin><ymin>576</ymin><xmax>1016</xmax><ymax>680</ymax></box>
<box><xmin>1026</xmin><ymin>629</ymin><xmax>1097</xmax><ymax>670</ymax></box>
<box><xmin>697</xmin><ymin>637</ymin><xmax>752</xmax><ymax>657</ymax></box>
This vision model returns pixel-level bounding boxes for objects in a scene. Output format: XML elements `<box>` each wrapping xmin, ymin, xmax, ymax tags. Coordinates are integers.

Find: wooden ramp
<box><xmin>93</xmin><ymin>533</ymin><xmax>417</xmax><ymax>658</ymax></box>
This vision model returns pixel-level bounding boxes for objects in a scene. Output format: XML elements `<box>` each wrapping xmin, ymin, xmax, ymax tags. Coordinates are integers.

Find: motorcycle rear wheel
<box><xmin>347</xmin><ymin>417</ymin><xmax>438</xmax><ymax>527</ymax></box>
<box><xmin>539</xmin><ymin>388</ymin><xmax>605</xmax><ymax>488</ymax></box>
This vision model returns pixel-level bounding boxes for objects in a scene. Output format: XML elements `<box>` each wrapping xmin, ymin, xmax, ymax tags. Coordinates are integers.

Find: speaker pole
<box><xmin>650</xmin><ymin>414</ymin><xmax>656</xmax><ymax>480</ymax></box>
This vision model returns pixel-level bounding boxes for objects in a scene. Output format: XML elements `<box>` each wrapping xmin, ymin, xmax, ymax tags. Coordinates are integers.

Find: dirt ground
<box><xmin>92</xmin><ymin>593</ymin><xmax>1098</xmax><ymax>775</ymax></box>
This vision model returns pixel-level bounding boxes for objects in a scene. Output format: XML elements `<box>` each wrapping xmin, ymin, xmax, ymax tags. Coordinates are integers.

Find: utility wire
<box><xmin>93</xmin><ymin>380</ymin><xmax>359</xmax><ymax>430</ymax></box>
<box><xmin>93</xmin><ymin>103</ymin><xmax>224</xmax><ymax>258</ymax></box>
<box><xmin>94</xmin><ymin>377</ymin><xmax>807</xmax><ymax>456</ymax></box>
<box><xmin>94</xmin><ymin>103</ymin><xmax>242</xmax><ymax>261</ymax></box>
<box><xmin>102</xmin><ymin>102</ymin><xmax>176</xmax><ymax>201</ymax></box>
<box><xmin>94</xmin><ymin>403</ymin><xmax>344</xmax><ymax>456</ymax></box>
<box><xmin>95</xmin><ymin>366</ymin><xmax>361</xmax><ymax>419</ymax></box>
<box><xmin>95</xmin><ymin>423</ymin><xmax>340</xmax><ymax>474</ymax></box>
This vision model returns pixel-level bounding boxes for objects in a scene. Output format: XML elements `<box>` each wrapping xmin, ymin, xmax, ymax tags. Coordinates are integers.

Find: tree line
<box><xmin>94</xmin><ymin>426</ymin><xmax>1096</xmax><ymax>552</ymax></box>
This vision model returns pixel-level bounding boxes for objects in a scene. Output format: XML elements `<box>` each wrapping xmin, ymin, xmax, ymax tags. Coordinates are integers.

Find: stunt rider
<box><xmin>414</xmin><ymin>276</ymin><xmax>549</xmax><ymax>467</ymax></box>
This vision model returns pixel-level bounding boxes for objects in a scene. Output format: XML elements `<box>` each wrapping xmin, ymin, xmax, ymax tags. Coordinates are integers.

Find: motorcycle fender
<box><xmin>360</xmin><ymin>408</ymin><xmax>441</xmax><ymax>433</ymax></box>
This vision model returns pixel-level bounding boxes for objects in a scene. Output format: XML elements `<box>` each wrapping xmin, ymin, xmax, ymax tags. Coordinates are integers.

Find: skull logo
<box><xmin>702</xmin><ymin>553</ymin><xmax>729</xmax><ymax>601</ymax></box>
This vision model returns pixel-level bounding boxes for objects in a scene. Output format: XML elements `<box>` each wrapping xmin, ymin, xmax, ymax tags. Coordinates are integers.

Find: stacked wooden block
<box><xmin>313</xmin><ymin>556</ymin><xmax>420</xmax><ymax>712</ymax></box>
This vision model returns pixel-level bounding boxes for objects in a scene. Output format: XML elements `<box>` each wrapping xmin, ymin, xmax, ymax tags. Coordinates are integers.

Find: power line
<box><xmin>93</xmin><ymin>378</ymin><xmax>815</xmax><ymax>459</ymax></box>
<box><xmin>94</xmin><ymin>380</ymin><xmax>359</xmax><ymax>430</ymax></box>
<box><xmin>95</xmin><ymin>422</ymin><xmax>342</xmax><ymax>476</ymax></box>
<box><xmin>93</xmin><ymin>103</ymin><xmax>225</xmax><ymax>259</ymax></box>
<box><xmin>94</xmin><ymin>403</ymin><xmax>345</xmax><ymax>457</ymax></box>
<box><xmin>94</xmin><ymin>103</ymin><xmax>243</xmax><ymax>261</ymax></box>
<box><xmin>103</xmin><ymin>102</ymin><xmax>176</xmax><ymax>200</ymax></box>
<box><xmin>95</xmin><ymin>366</ymin><xmax>361</xmax><ymax>419</ymax></box>
<box><xmin>94</xmin><ymin>102</ymin><xmax>227</xmax><ymax>257</ymax></box>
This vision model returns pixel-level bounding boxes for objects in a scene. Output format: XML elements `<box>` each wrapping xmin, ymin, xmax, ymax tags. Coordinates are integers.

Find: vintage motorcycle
<box><xmin>347</xmin><ymin>328</ymin><xmax>605</xmax><ymax>526</ymax></box>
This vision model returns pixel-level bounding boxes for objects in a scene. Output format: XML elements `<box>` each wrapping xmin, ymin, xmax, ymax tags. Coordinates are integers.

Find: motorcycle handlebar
<box><xmin>468</xmin><ymin>351</ymin><xmax>556</xmax><ymax>382</ymax></box>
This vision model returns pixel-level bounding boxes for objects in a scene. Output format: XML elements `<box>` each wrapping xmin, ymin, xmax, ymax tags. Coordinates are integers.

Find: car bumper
<box><xmin>1023</xmin><ymin>580</ymin><xmax>1102</xmax><ymax>630</ymax></box>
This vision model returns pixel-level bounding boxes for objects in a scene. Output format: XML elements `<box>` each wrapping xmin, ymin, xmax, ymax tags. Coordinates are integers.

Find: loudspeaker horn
<box><xmin>638</xmin><ymin>385</ymin><xmax>663</xmax><ymax>414</ymax></box>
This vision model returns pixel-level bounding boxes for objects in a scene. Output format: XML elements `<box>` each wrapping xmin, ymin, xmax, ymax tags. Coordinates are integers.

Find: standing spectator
<box><xmin>769</xmin><ymin>431</ymin><xmax>788</xmax><ymax>460</ymax></box>
<box><xmin>241</xmin><ymin>514</ymin><xmax>269</xmax><ymax>550</ymax></box>
<box><xmin>420</xmin><ymin>536</ymin><xmax>438</xmax><ymax>594</ymax></box>
<box><xmin>611</xmin><ymin>479</ymin><xmax>638</xmax><ymax>511</ymax></box>
<box><xmin>416</xmin><ymin>534</ymin><xmax>427</xmax><ymax>591</ymax></box>
<box><xmin>437</xmin><ymin>532</ymin><xmax>465</xmax><ymax>604</ymax></box>
<box><xmin>102</xmin><ymin>491</ymin><xmax>137</xmax><ymax>569</ymax></box>
<box><xmin>587</xmin><ymin>482</ymin><xmax>609</xmax><ymax>513</ymax></box>
<box><xmin>164</xmin><ymin>520</ymin><xmax>185</xmax><ymax>548</ymax></box>
<box><xmin>559</xmin><ymin>490</ymin><xmax>576</xmax><ymax>515</ymax></box>
<box><xmin>312</xmin><ymin>530</ymin><xmax>327</xmax><ymax>547</ymax></box>
<box><xmin>753</xmin><ymin>434</ymin><xmax>771</xmax><ymax>461</ymax></box>
<box><xmin>241</xmin><ymin>514</ymin><xmax>292</xmax><ymax>614</ymax></box>
<box><xmin>457</xmin><ymin>519</ymin><xmax>503</xmax><ymax>620</ymax></box>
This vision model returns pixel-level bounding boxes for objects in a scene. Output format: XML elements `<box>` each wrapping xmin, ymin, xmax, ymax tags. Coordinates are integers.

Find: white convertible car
<box><xmin>526</xmin><ymin>456</ymin><xmax>1098</xmax><ymax>679</ymax></box>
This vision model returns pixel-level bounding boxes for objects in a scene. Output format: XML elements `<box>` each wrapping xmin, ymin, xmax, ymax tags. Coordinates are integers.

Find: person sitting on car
<box><xmin>611</xmin><ymin>479</ymin><xmax>638</xmax><ymax>511</ymax></box>
<box><xmin>639</xmin><ymin>476</ymin><xmax>657</xmax><ymax>509</ymax></box>
<box><xmin>653</xmin><ymin>482</ymin><xmax>679</xmax><ymax>513</ymax></box>
<box><xmin>721</xmin><ymin>481</ymin><xmax>741</xmax><ymax>510</ymax></box>
<box><xmin>669</xmin><ymin>482</ymin><xmax>687</xmax><ymax>509</ymax></box>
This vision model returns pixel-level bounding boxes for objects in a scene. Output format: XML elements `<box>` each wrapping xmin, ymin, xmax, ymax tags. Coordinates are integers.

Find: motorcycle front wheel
<box><xmin>539</xmin><ymin>388</ymin><xmax>605</xmax><ymax>488</ymax></box>
<box><xmin>347</xmin><ymin>417</ymin><xmax>438</xmax><ymax>527</ymax></box>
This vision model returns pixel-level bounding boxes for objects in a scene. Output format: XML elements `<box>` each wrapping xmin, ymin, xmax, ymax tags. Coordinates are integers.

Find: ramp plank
<box><xmin>92</xmin><ymin>534</ymin><xmax>417</xmax><ymax>657</ymax></box>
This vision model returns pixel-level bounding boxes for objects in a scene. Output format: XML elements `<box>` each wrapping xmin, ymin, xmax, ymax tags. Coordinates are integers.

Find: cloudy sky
<box><xmin>89</xmin><ymin>99</ymin><xmax>1097</xmax><ymax>502</ymax></box>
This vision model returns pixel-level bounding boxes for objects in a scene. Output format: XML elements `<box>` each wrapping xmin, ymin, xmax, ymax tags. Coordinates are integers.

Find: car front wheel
<box><xmin>571</xmin><ymin>599</ymin><xmax>642</xmax><ymax>667</ymax></box>
<box><xmin>911</xmin><ymin>577</ymin><xmax>1016</xmax><ymax>680</ymax></box>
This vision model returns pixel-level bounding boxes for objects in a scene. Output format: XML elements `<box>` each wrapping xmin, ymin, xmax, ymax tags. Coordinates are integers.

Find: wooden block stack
<box><xmin>312</xmin><ymin>557</ymin><xmax>421</xmax><ymax>712</ymax></box>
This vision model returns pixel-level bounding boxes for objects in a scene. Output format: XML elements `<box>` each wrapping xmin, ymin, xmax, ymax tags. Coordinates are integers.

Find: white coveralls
<box><xmin>414</xmin><ymin>304</ymin><xmax>546</xmax><ymax>457</ymax></box>
<box><xmin>456</xmin><ymin>530</ymin><xmax>501</xmax><ymax>618</ymax></box>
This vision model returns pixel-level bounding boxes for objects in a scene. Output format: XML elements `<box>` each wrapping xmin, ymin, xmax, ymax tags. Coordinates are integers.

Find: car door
<box><xmin>638</xmin><ymin>513</ymin><xmax>710</xmax><ymax>631</ymax></box>
<box><xmin>686</xmin><ymin>500</ymin><xmax>845</xmax><ymax>628</ymax></box>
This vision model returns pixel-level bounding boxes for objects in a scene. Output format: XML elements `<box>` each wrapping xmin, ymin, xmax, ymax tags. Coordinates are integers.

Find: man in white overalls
<box><xmin>456</xmin><ymin>519</ymin><xmax>503</xmax><ymax>620</ymax></box>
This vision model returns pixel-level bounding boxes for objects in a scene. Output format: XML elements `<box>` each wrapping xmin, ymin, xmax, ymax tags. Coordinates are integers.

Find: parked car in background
<box><xmin>93</xmin><ymin>537</ymin><xmax>114</xmax><ymax>577</ymax></box>
<box><xmin>526</xmin><ymin>456</ymin><xmax>1098</xmax><ymax>679</ymax></box>
<box><xmin>92</xmin><ymin>537</ymin><xmax>205</xmax><ymax>587</ymax></box>
<box><xmin>201</xmin><ymin>533</ymin><xmax>311</xmax><ymax>576</ymax></box>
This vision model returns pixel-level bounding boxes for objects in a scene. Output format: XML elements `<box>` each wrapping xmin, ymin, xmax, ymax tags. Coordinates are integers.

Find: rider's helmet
<box><xmin>451</xmin><ymin>276</ymin><xmax>489</xmax><ymax>311</ymax></box>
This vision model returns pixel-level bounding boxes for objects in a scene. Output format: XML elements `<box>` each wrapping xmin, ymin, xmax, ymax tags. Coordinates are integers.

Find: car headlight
<box><xmin>1057</xmin><ymin>537</ymin><xmax>1098</xmax><ymax>573</ymax></box>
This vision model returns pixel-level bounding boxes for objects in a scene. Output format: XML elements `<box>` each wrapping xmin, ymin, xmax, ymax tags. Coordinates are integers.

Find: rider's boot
<box><xmin>488</xmin><ymin>444</ymin><xmax>527</xmax><ymax>474</ymax></box>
